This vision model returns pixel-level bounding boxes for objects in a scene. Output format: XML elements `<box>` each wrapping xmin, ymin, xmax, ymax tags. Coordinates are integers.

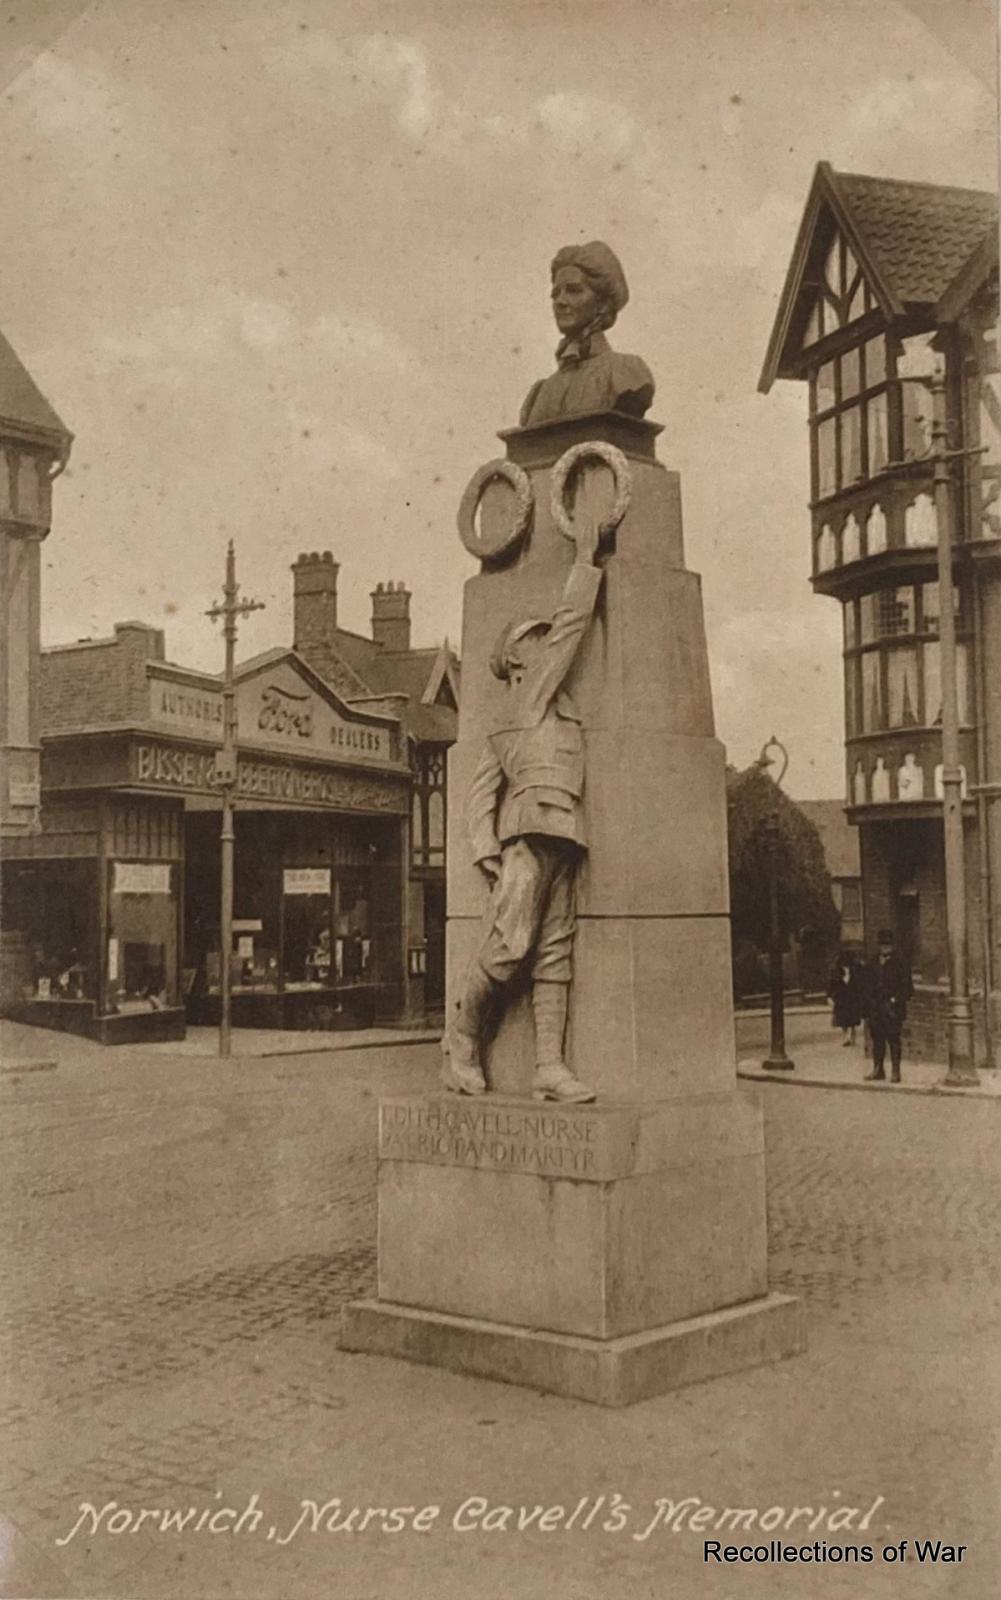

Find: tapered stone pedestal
<box><xmin>342</xmin><ymin>410</ymin><xmax>803</xmax><ymax>1402</ymax></box>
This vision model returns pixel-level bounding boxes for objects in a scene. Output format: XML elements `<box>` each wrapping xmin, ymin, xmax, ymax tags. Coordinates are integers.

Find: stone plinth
<box><xmin>342</xmin><ymin>1085</ymin><xmax>804</xmax><ymax>1401</ymax></box>
<box><xmin>342</xmin><ymin>409</ymin><xmax>802</xmax><ymax>1402</ymax></box>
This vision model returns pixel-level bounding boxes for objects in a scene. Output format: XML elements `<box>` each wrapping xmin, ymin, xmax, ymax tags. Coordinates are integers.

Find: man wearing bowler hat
<box><xmin>862</xmin><ymin>928</ymin><xmax>914</xmax><ymax>1083</ymax></box>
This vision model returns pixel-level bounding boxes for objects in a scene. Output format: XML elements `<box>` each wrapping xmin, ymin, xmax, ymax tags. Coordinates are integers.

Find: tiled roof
<box><xmin>798</xmin><ymin>799</ymin><xmax>861</xmax><ymax>881</ymax></box>
<box><xmin>833</xmin><ymin>170</ymin><xmax>997</xmax><ymax>308</ymax></box>
<box><xmin>0</xmin><ymin>329</ymin><xmax>70</xmax><ymax>442</ymax></box>
<box><xmin>297</xmin><ymin>629</ymin><xmax>459</xmax><ymax>745</ymax></box>
<box><xmin>358</xmin><ymin>646</ymin><xmax>459</xmax><ymax>743</ymax></box>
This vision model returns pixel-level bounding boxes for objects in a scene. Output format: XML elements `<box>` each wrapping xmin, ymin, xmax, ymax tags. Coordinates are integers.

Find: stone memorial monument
<box><xmin>342</xmin><ymin>243</ymin><xmax>803</xmax><ymax>1404</ymax></box>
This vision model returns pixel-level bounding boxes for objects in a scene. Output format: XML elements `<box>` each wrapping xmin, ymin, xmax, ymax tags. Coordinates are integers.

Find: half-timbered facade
<box><xmin>761</xmin><ymin>163</ymin><xmax>1000</xmax><ymax>1062</ymax></box>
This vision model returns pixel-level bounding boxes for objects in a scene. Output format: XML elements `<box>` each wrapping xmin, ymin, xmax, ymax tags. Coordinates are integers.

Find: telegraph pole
<box><xmin>206</xmin><ymin>542</ymin><xmax>264</xmax><ymax>1058</ymax></box>
<box><xmin>930</xmin><ymin>368</ymin><xmax>979</xmax><ymax>1086</ymax></box>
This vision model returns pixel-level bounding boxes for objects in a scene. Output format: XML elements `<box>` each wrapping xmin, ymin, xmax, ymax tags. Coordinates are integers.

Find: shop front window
<box><xmin>280</xmin><ymin>867</ymin><xmax>372</xmax><ymax>990</ymax></box>
<box><xmin>106</xmin><ymin>861</ymin><xmax>178</xmax><ymax>1014</ymax></box>
<box><xmin>2</xmin><ymin>860</ymin><xmax>99</xmax><ymax>1003</ymax></box>
<box><xmin>282</xmin><ymin>867</ymin><xmax>333</xmax><ymax>990</ymax></box>
<box><xmin>335</xmin><ymin>871</ymin><xmax>371</xmax><ymax>984</ymax></box>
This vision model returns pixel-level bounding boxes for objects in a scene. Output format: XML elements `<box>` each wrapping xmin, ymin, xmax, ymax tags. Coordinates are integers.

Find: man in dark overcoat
<box><xmin>862</xmin><ymin>928</ymin><xmax>914</xmax><ymax>1084</ymax></box>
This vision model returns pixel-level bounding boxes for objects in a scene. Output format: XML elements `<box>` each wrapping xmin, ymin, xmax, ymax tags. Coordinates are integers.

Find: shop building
<box><xmin>0</xmin><ymin>330</ymin><xmax>72</xmax><ymax>1007</ymax></box>
<box><xmin>1</xmin><ymin>555</ymin><xmax>457</xmax><ymax>1043</ymax></box>
<box><xmin>761</xmin><ymin>163</ymin><xmax>1001</xmax><ymax>1062</ymax></box>
<box><xmin>288</xmin><ymin>552</ymin><xmax>458</xmax><ymax>1019</ymax></box>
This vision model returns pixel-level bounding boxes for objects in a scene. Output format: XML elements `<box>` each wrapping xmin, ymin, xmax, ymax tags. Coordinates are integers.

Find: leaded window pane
<box><xmin>842</xmin><ymin>404</ymin><xmax>862</xmax><ymax>485</ymax></box>
<box><xmin>428</xmin><ymin>791</ymin><xmax>445</xmax><ymax>855</ymax></box>
<box><xmin>860</xmin><ymin>594</ymin><xmax>879</xmax><ymax>644</ymax></box>
<box><xmin>411</xmin><ymin>793</ymin><xmax>424</xmax><ymax>856</ymax></box>
<box><xmin>843</xmin><ymin>601</ymin><xmax>857</xmax><ymax>648</ymax></box>
<box><xmin>867</xmin><ymin>391</ymin><xmax>888</xmax><ymax>473</ymax></box>
<box><xmin>841</xmin><ymin>346</ymin><xmax>861</xmax><ymax>400</ymax></box>
<box><xmin>844</xmin><ymin>658</ymin><xmax>859</xmax><ymax>737</ymax></box>
<box><xmin>817</xmin><ymin>417</ymin><xmax>837</xmax><ymax>497</ymax></box>
<box><xmin>861</xmin><ymin>652</ymin><xmax>883</xmax><ymax>731</ymax></box>
<box><xmin>877</xmin><ymin>586</ymin><xmax>915</xmax><ymax>636</ymax></box>
<box><xmin>816</xmin><ymin>360</ymin><xmax>836</xmax><ymax>411</ymax></box>
<box><xmin>842</xmin><ymin>513</ymin><xmax>861</xmax><ymax>564</ymax></box>
<box><xmin>887</xmin><ymin>647</ymin><xmax>920</xmax><ymax>727</ymax></box>
<box><xmin>922</xmin><ymin>642</ymin><xmax>941</xmax><ymax>725</ymax></box>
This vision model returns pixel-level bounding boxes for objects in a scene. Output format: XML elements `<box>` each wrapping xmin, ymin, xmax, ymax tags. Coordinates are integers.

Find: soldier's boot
<box><xmin>441</xmin><ymin>963</ymin><xmax>494</xmax><ymax>1095</ymax></box>
<box><xmin>531</xmin><ymin>981</ymin><xmax>596</xmax><ymax>1103</ymax></box>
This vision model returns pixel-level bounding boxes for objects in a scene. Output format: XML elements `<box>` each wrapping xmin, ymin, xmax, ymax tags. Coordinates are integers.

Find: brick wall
<box><xmin>41</xmin><ymin>622</ymin><xmax>164</xmax><ymax>733</ymax></box>
<box><xmin>905</xmin><ymin>983</ymin><xmax>998</xmax><ymax>1069</ymax></box>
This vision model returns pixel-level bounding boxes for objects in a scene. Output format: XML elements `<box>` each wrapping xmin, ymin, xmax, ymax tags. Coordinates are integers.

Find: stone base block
<box><xmin>341</xmin><ymin>1292</ymin><xmax>804</xmax><ymax>1407</ymax></box>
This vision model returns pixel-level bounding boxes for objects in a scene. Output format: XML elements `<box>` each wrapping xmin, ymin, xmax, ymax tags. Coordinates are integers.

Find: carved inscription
<box><xmin>380</xmin><ymin>1100</ymin><xmax>599</xmax><ymax>1177</ymax></box>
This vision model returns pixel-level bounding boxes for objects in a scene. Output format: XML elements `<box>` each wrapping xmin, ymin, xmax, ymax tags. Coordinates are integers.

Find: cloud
<box><xmin>257</xmin><ymin>27</ymin><xmax>437</xmax><ymax>143</ymax></box>
<box><xmin>846</xmin><ymin>72</ymin><xmax>985</xmax><ymax>139</ymax></box>
<box><xmin>290</xmin><ymin>411</ymin><xmax>402</xmax><ymax>481</ymax></box>
<box><xmin>536</xmin><ymin>92</ymin><xmax>638</xmax><ymax>159</ymax></box>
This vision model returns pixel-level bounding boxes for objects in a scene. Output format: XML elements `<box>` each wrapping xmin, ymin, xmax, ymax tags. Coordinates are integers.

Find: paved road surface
<box><xmin>0</xmin><ymin>1022</ymin><xmax>998</xmax><ymax>1598</ymax></box>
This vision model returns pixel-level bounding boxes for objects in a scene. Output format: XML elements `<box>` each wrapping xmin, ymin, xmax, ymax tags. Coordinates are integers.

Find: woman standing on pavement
<box><xmin>827</xmin><ymin>948</ymin><xmax>864</xmax><ymax>1047</ymax></box>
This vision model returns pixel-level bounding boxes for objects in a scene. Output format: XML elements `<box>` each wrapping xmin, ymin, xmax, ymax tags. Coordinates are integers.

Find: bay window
<box><xmin>843</xmin><ymin>581</ymin><xmax>972</xmax><ymax>736</ymax></box>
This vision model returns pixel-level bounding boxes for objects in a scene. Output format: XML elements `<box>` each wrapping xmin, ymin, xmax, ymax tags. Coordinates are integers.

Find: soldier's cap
<box><xmin>490</xmin><ymin>617</ymin><xmax>551</xmax><ymax>681</ymax></box>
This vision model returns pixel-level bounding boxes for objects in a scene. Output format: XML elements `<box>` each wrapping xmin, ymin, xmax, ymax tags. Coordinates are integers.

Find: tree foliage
<box><xmin>726</xmin><ymin>764</ymin><xmax>840</xmax><ymax>955</ymax></box>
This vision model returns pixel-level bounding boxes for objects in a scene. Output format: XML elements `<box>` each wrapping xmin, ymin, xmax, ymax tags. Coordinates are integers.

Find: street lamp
<box><xmin>758</xmin><ymin>735</ymin><xmax>795</xmax><ymax>1072</ymax></box>
<box><xmin>206</xmin><ymin>541</ymin><xmax>265</xmax><ymax>1059</ymax></box>
<box><xmin>928</xmin><ymin>365</ymin><xmax>979</xmax><ymax>1086</ymax></box>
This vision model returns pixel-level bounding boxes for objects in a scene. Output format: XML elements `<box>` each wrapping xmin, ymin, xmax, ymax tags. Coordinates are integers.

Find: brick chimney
<box><xmin>371</xmin><ymin>581</ymin><xmax>411</xmax><ymax>652</ymax></box>
<box><xmin>292</xmin><ymin>551</ymin><xmax>339</xmax><ymax>651</ymax></box>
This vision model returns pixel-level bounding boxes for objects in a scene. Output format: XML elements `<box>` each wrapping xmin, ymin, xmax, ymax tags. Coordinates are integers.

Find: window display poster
<box><xmin>113</xmin><ymin>862</ymin><xmax>172</xmax><ymax>895</ymax></box>
<box><xmin>283</xmin><ymin>868</ymin><xmax>331</xmax><ymax>896</ymax></box>
<box><xmin>237</xmin><ymin>936</ymin><xmax>254</xmax><ymax>959</ymax></box>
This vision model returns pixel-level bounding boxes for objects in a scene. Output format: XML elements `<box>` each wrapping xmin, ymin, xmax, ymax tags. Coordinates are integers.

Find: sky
<box><xmin>2</xmin><ymin>0</ymin><xmax>997</xmax><ymax>798</ymax></box>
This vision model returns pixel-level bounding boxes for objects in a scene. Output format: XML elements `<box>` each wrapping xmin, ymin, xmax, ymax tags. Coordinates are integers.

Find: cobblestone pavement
<box><xmin>0</xmin><ymin>1020</ymin><xmax>998</xmax><ymax>1599</ymax></box>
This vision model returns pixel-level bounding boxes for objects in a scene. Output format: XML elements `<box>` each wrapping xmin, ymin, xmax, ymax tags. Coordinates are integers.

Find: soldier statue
<box><xmin>443</xmin><ymin>515</ymin><xmax>605</xmax><ymax>1103</ymax></box>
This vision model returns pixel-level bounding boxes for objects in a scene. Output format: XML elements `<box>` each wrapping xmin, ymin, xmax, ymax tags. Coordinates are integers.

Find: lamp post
<box><xmin>929</xmin><ymin>366</ymin><xmax>979</xmax><ymax>1086</ymax></box>
<box><xmin>758</xmin><ymin>735</ymin><xmax>795</xmax><ymax>1072</ymax></box>
<box><xmin>206</xmin><ymin>541</ymin><xmax>264</xmax><ymax>1058</ymax></box>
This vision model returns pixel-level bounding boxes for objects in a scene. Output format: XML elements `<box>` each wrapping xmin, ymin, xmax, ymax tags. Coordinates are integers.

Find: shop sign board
<box><xmin>148</xmin><ymin>659</ymin><xmax>400</xmax><ymax>768</ymax></box>
<box><xmin>129</xmin><ymin>739</ymin><xmax>409</xmax><ymax>815</ymax></box>
<box><xmin>282</xmin><ymin>868</ymin><xmax>331</xmax><ymax>896</ymax></box>
<box><xmin>113</xmin><ymin>862</ymin><xmax>172</xmax><ymax>895</ymax></box>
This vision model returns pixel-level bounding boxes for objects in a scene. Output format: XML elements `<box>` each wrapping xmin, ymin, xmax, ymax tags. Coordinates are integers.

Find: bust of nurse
<box><xmin>519</xmin><ymin>241</ymin><xmax>655</xmax><ymax>428</ymax></box>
